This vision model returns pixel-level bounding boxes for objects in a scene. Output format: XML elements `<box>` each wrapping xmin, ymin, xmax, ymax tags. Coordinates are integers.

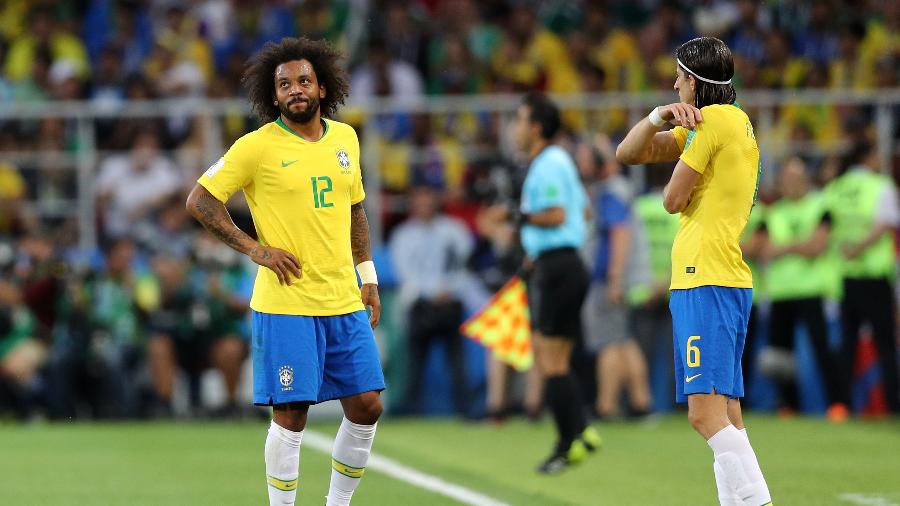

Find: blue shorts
<box><xmin>251</xmin><ymin>310</ymin><xmax>386</xmax><ymax>405</ymax></box>
<box><xmin>669</xmin><ymin>286</ymin><xmax>752</xmax><ymax>403</ymax></box>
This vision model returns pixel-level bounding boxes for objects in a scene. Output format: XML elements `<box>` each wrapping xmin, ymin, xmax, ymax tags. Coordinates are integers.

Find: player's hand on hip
<box><xmin>250</xmin><ymin>245</ymin><xmax>302</xmax><ymax>285</ymax></box>
<box><xmin>659</xmin><ymin>103</ymin><xmax>703</xmax><ymax>129</ymax></box>
<box><xmin>361</xmin><ymin>283</ymin><xmax>381</xmax><ymax>328</ymax></box>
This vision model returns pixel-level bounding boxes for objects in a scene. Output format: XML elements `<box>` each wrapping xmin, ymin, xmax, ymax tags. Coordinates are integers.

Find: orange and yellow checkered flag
<box><xmin>460</xmin><ymin>276</ymin><xmax>532</xmax><ymax>371</ymax></box>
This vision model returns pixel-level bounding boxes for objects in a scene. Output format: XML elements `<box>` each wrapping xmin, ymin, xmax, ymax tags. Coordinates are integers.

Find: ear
<box><xmin>319</xmin><ymin>83</ymin><xmax>326</xmax><ymax>99</ymax></box>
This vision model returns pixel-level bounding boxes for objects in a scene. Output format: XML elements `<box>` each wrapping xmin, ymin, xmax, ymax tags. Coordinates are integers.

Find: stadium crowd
<box><xmin>0</xmin><ymin>0</ymin><xmax>898</xmax><ymax>420</ymax></box>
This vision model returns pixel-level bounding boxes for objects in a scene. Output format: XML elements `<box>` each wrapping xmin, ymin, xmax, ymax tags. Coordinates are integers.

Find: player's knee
<box><xmin>687</xmin><ymin>409</ymin><xmax>727</xmax><ymax>439</ymax></box>
<box><xmin>687</xmin><ymin>409</ymin><xmax>712</xmax><ymax>435</ymax></box>
<box><xmin>350</xmin><ymin>396</ymin><xmax>383</xmax><ymax>425</ymax></box>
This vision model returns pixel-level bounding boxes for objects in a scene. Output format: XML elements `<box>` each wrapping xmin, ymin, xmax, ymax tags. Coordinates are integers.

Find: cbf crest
<box><xmin>336</xmin><ymin>147</ymin><xmax>352</xmax><ymax>174</ymax></box>
<box><xmin>278</xmin><ymin>365</ymin><xmax>294</xmax><ymax>391</ymax></box>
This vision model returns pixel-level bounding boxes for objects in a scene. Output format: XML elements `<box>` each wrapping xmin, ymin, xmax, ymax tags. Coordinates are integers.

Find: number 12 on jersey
<box><xmin>311</xmin><ymin>176</ymin><xmax>333</xmax><ymax>208</ymax></box>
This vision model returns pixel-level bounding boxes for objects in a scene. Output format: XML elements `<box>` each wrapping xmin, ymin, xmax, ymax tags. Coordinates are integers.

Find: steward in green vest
<box><xmin>627</xmin><ymin>190</ymin><xmax>680</xmax><ymax>402</ymax></box>
<box><xmin>759</xmin><ymin>158</ymin><xmax>839</xmax><ymax>413</ymax></box>
<box><xmin>739</xmin><ymin>201</ymin><xmax>766</xmax><ymax>398</ymax></box>
<box><xmin>824</xmin><ymin>143</ymin><xmax>900</xmax><ymax>414</ymax></box>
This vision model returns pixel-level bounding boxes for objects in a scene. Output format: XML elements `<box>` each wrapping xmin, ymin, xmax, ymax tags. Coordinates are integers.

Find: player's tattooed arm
<box><xmin>350</xmin><ymin>202</ymin><xmax>372</xmax><ymax>264</ymax></box>
<box><xmin>350</xmin><ymin>201</ymin><xmax>381</xmax><ymax>328</ymax></box>
<box><xmin>186</xmin><ymin>184</ymin><xmax>302</xmax><ymax>285</ymax></box>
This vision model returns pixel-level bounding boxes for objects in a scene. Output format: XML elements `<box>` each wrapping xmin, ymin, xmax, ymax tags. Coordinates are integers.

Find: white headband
<box><xmin>677</xmin><ymin>58</ymin><xmax>732</xmax><ymax>85</ymax></box>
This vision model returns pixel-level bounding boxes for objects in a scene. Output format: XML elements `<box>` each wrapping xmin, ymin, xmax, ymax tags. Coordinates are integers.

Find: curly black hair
<box><xmin>676</xmin><ymin>37</ymin><xmax>736</xmax><ymax>109</ymax></box>
<box><xmin>242</xmin><ymin>37</ymin><xmax>350</xmax><ymax>122</ymax></box>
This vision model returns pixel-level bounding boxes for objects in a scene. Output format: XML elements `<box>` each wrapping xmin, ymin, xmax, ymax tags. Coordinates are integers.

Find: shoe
<box><xmin>536</xmin><ymin>440</ymin><xmax>588</xmax><ymax>474</ymax></box>
<box><xmin>826</xmin><ymin>403</ymin><xmax>849</xmax><ymax>423</ymax></box>
<box><xmin>567</xmin><ymin>439</ymin><xmax>588</xmax><ymax>463</ymax></box>
<box><xmin>536</xmin><ymin>452</ymin><xmax>569</xmax><ymax>474</ymax></box>
<box><xmin>580</xmin><ymin>426</ymin><xmax>602</xmax><ymax>453</ymax></box>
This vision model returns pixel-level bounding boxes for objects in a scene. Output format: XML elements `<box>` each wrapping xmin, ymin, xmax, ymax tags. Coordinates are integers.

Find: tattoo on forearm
<box><xmin>350</xmin><ymin>202</ymin><xmax>371</xmax><ymax>265</ymax></box>
<box><xmin>193</xmin><ymin>191</ymin><xmax>254</xmax><ymax>254</ymax></box>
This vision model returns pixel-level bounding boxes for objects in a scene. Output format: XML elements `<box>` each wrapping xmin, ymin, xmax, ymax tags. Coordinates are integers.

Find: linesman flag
<box><xmin>460</xmin><ymin>276</ymin><xmax>533</xmax><ymax>371</ymax></box>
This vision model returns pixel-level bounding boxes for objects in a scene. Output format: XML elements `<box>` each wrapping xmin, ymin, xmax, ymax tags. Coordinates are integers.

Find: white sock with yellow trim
<box><xmin>326</xmin><ymin>417</ymin><xmax>377</xmax><ymax>506</ymax></box>
<box><xmin>265</xmin><ymin>420</ymin><xmax>303</xmax><ymax>506</ymax></box>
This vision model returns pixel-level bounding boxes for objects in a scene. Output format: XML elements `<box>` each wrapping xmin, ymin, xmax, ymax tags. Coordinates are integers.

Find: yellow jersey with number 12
<box><xmin>670</xmin><ymin>104</ymin><xmax>760</xmax><ymax>290</ymax></box>
<box><xmin>197</xmin><ymin>117</ymin><xmax>366</xmax><ymax>316</ymax></box>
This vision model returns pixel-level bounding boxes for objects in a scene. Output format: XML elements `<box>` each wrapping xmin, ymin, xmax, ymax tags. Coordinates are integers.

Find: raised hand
<box><xmin>659</xmin><ymin>103</ymin><xmax>704</xmax><ymax>129</ymax></box>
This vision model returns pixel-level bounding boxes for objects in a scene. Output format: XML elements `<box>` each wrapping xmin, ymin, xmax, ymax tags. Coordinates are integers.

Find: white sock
<box><xmin>265</xmin><ymin>420</ymin><xmax>303</xmax><ymax>506</ymax></box>
<box><xmin>708</xmin><ymin>425</ymin><xmax>771</xmax><ymax>506</ymax></box>
<box><xmin>326</xmin><ymin>417</ymin><xmax>377</xmax><ymax>506</ymax></box>
<box><xmin>713</xmin><ymin>461</ymin><xmax>743</xmax><ymax>505</ymax></box>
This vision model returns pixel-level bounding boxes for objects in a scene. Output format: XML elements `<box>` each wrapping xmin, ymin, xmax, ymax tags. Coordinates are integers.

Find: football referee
<box><xmin>512</xmin><ymin>92</ymin><xmax>600</xmax><ymax>474</ymax></box>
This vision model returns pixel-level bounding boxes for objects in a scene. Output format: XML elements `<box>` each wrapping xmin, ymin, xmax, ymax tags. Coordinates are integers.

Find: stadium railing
<box><xmin>0</xmin><ymin>89</ymin><xmax>897</xmax><ymax>250</ymax></box>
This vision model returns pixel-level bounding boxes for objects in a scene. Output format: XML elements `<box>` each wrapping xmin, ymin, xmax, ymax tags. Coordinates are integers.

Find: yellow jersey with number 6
<box><xmin>198</xmin><ymin>117</ymin><xmax>366</xmax><ymax>316</ymax></box>
<box><xmin>670</xmin><ymin>104</ymin><xmax>760</xmax><ymax>290</ymax></box>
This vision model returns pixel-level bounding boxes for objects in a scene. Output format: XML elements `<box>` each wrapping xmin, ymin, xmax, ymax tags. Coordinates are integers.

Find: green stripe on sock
<box><xmin>266</xmin><ymin>475</ymin><xmax>298</xmax><ymax>491</ymax></box>
<box><xmin>331</xmin><ymin>457</ymin><xmax>365</xmax><ymax>479</ymax></box>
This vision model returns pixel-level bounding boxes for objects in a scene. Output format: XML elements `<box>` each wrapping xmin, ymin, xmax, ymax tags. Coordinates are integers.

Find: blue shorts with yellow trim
<box><xmin>669</xmin><ymin>286</ymin><xmax>752</xmax><ymax>403</ymax></box>
<box><xmin>251</xmin><ymin>310</ymin><xmax>385</xmax><ymax>405</ymax></box>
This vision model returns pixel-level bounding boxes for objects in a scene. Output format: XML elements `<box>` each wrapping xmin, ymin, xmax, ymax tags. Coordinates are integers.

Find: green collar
<box><xmin>276</xmin><ymin>116</ymin><xmax>329</xmax><ymax>141</ymax></box>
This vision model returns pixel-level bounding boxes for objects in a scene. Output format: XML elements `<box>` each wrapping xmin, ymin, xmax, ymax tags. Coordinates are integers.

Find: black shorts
<box><xmin>526</xmin><ymin>248</ymin><xmax>589</xmax><ymax>339</ymax></box>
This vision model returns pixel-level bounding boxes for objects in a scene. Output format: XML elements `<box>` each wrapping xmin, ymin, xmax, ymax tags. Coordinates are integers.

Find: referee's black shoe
<box><xmin>536</xmin><ymin>440</ymin><xmax>588</xmax><ymax>474</ymax></box>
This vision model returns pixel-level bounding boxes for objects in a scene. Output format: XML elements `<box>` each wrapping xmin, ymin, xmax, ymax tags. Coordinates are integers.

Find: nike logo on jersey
<box><xmin>281</xmin><ymin>159</ymin><xmax>299</xmax><ymax>167</ymax></box>
<box><xmin>685</xmin><ymin>373</ymin><xmax>702</xmax><ymax>383</ymax></box>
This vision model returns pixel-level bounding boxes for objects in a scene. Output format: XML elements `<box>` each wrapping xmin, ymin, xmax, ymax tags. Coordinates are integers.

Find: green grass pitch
<box><xmin>1</xmin><ymin>415</ymin><xmax>897</xmax><ymax>505</ymax></box>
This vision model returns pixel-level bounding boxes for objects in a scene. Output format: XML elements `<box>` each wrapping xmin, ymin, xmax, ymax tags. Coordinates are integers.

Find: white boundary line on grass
<box><xmin>838</xmin><ymin>493</ymin><xmax>900</xmax><ymax>506</ymax></box>
<box><xmin>304</xmin><ymin>430</ymin><xmax>511</xmax><ymax>506</ymax></box>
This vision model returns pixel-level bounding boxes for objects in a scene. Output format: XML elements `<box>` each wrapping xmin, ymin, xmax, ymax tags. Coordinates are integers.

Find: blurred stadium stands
<box><xmin>0</xmin><ymin>0</ymin><xmax>898</xmax><ymax>421</ymax></box>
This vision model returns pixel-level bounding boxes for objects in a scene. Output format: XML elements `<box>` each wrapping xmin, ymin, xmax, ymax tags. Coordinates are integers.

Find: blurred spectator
<box><xmin>48</xmin><ymin>59</ymin><xmax>85</xmax><ymax>100</ymax></box>
<box><xmin>581</xmin><ymin>5</ymin><xmax>644</xmax><ymax>93</ymax></box>
<box><xmin>144</xmin><ymin>250</ymin><xmax>248</xmax><ymax>417</ymax></box>
<box><xmin>390</xmin><ymin>185</ymin><xmax>474</xmax><ymax>416</ymax></box>
<box><xmin>739</xmin><ymin>200</ymin><xmax>767</xmax><ymax>405</ymax></box>
<box><xmin>428</xmin><ymin>32</ymin><xmax>483</xmax><ymax>95</ymax></box>
<box><xmin>490</xmin><ymin>5</ymin><xmax>578</xmax><ymax>94</ymax></box>
<box><xmin>759</xmin><ymin>29</ymin><xmax>808</xmax><ymax>89</ymax></box>
<box><xmin>351</xmin><ymin>36</ymin><xmax>424</xmax><ymax>100</ymax></box>
<box><xmin>96</xmin><ymin>128</ymin><xmax>182</xmax><ymax>239</ymax></box>
<box><xmin>47</xmin><ymin>238</ymin><xmax>144</xmax><ymax>419</ymax></box>
<box><xmin>758</xmin><ymin>158</ymin><xmax>840</xmax><ymax>416</ymax></box>
<box><xmin>792</xmin><ymin>2</ymin><xmax>839</xmax><ymax>66</ymax></box>
<box><xmin>89</xmin><ymin>45</ymin><xmax>127</xmax><ymax>106</ymax></box>
<box><xmin>81</xmin><ymin>0</ymin><xmax>154</xmax><ymax>74</ymax></box>
<box><xmin>829</xmin><ymin>22</ymin><xmax>871</xmax><ymax>90</ymax></box>
<box><xmin>4</xmin><ymin>5</ymin><xmax>89</xmax><ymax>82</ymax></box>
<box><xmin>0</xmin><ymin>261</ymin><xmax>46</xmax><ymax>419</ymax></box>
<box><xmin>826</xmin><ymin>143</ymin><xmax>900</xmax><ymax>414</ymax></box>
<box><xmin>152</xmin><ymin>5</ymin><xmax>212</xmax><ymax>86</ymax></box>
<box><xmin>626</xmin><ymin>166</ymin><xmax>680</xmax><ymax>410</ymax></box>
<box><xmin>578</xmin><ymin>136</ymin><xmax>651</xmax><ymax>419</ymax></box>
<box><xmin>381</xmin><ymin>0</ymin><xmax>430</xmax><ymax>75</ymax></box>
<box><xmin>0</xmin><ymin>160</ymin><xmax>35</xmax><ymax>238</ymax></box>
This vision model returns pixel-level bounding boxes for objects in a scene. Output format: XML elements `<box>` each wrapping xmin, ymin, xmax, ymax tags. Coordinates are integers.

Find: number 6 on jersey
<box><xmin>687</xmin><ymin>335</ymin><xmax>701</xmax><ymax>367</ymax></box>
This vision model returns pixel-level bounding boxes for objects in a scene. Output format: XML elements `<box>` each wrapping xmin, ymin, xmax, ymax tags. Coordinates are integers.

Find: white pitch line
<box><xmin>304</xmin><ymin>430</ymin><xmax>511</xmax><ymax>506</ymax></box>
<box><xmin>838</xmin><ymin>493</ymin><xmax>900</xmax><ymax>506</ymax></box>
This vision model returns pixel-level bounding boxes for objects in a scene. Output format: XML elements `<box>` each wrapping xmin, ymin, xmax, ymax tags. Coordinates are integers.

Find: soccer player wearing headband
<box><xmin>616</xmin><ymin>37</ymin><xmax>773</xmax><ymax>505</ymax></box>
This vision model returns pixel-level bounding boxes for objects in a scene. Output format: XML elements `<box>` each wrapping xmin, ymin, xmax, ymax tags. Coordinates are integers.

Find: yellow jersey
<box><xmin>198</xmin><ymin>117</ymin><xmax>366</xmax><ymax>316</ymax></box>
<box><xmin>670</xmin><ymin>104</ymin><xmax>760</xmax><ymax>290</ymax></box>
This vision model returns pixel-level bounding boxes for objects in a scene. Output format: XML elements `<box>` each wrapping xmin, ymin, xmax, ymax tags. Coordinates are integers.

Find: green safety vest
<box><xmin>764</xmin><ymin>192</ymin><xmax>831</xmax><ymax>301</ymax></box>
<box><xmin>627</xmin><ymin>192</ymin><xmax>680</xmax><ymax>305</ymax></box>
<box><xmin>824</xmin><ymin>168</ymin><xmax>897</xmax><ymax>281</ymax></box>
<box><xmin>741</xmin><ymin>203</ymin><xmax>766</xmax><ymax>301</ymax></box>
